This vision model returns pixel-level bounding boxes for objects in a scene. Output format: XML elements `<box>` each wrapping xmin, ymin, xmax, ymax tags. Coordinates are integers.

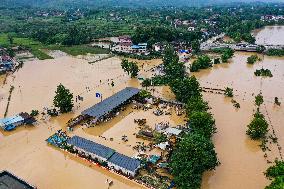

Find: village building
<box><xmin>66</xmin><ymin>135</ymin><xmax>141</xmax><ymax>177</ymax></box>
<box><xmin>67</xmin><ymin>136</ymin><xmax>115</xmax><ymax>162</ymax></box>
<box><xmin>0</xmin><ymin>112</ymin><xmax>36</xmax><ymax>131</ymax></box>
<box><xmin>0</xmin><ymin>170</ymin><xmax>36</xmax><ymax>189</ymax></box>
<box><xmin>68</xmin><ymin>87</ymin><xmax>141</xmax><ymax>128</ymax></box>
<box><xmin>118</xmin><ymin>35</ymin><xmax>132</xmax><ymax>43</ymax></box>
<box><xmin>107</xmin><ymin>152</ymin><xmax>141</xmax><ymax>177</ymax></box>
<box><xmin>111</xmin><ymin>35</ymin><xmax>148</xmax><ymax>54</ymax></box>
<box><xmin>0</xmin><ymin>55</ymin><xmax>14</xmax><ymax>73</ymax></box>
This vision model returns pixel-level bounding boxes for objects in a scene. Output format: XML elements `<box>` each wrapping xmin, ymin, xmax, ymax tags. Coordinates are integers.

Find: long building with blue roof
<box><xmin>67</xmin><ymin>135</ymin><xmax>141</xmax><ymax>177</ymax></box>
<box><xmin>81</xmin><ymin>87</ymin><xmax>140</xmax><ymax>122</ymax></box>
<box><xmin>108</xmin><ymin>152</ymin><xmax>141</xmax><ymax>177</ymax></box>
<box><xmin>67</xmin><ymin>136</ymin><xmax>115</xmax><ymax>162</ymax></box>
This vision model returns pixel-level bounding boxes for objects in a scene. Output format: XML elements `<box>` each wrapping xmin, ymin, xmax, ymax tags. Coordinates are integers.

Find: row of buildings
<box><xmin>93</xmin><ymin>35</ymin><xmax>148</xmax><ymax>55</ymax></box>
<box><xmin>67</xmin><ymin>135</ymin><xmax>141</xmax><ymax>177</ymax></box>
<box><xmin>47</xmin><ymin>132</ymin><xmax>141</xmax><ymax>177</ymax></box>
<box><xmin>261</xmin><ymin>15</ymin><xmax>284</xmax><ymax>22</ymax></box>
<box><xmin>111</xmin><ymin>36</ymin><xmax>148</xmax><ymax>54</ymax></box>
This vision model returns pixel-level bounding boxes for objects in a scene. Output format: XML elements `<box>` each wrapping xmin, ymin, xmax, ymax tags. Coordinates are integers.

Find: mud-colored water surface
<box><xmin>198</xmin><ymin>52</ymin><xmax>284</xmax><ymax>189</ymax></box>
<box><xmin>0</xmin><ymin>54</ymin><xmax>163</xmax><ymax>189</ymax></box>
<box><xmin>254</xmin><ymin>25</ymin><xmax>284</xmax><ymax>45</ymax></box>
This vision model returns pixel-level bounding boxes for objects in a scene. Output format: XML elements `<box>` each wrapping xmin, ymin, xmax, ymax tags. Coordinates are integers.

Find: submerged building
<box><xmin>107</xmin><ymin>152</ymin><xmax>141</xmax><ymax>177</ymax></box>
<box><xmin>67</xmin><ymin>136</ymin><xmax>141</xmax><ymax>177</ymax></box>
<box><xmin>0</xmin><ymin>113</ymin><xmax>36</xmax><ymax>131</ymax></box>
<box><xmin>0</xmin><ymin>171</ymin><xmax>36</xmax><ymax>189</ymax></box>
<box><xmin>67</xmin><ymin>136</ymin><xmax>115</xmax><ymax>162</ymax></box>
<box><xmin>67</xmin><ymin>87</ymin><xmax>141</xmax><ymax>128</ymax></box>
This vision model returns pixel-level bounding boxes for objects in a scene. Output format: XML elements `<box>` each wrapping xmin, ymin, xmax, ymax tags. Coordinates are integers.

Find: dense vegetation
<box><xmin>149</xmin><ymin>44</ymin><xmax>219</xmax><ymax>189</ymax></box>
<box><xmin>266</xmin><ymin>49</ymin><xmax>284</xmax><ymax>57</ymax></box>
<box><xmin>247</xmin><ymin>55</ymin><xmax>260</xmax><ymax>64</ymax></box>
<box><xmin>190</xmin><ymin>55</ymin><xmax>212</xmax><ymax>72</ymax></box>
<box><xmin>1</xmin><ymin>3</ymin><xmax>284</xmax><ymax>60</ymax></box>
<box><xmin>254</xmin><ymin>68</ymin><xmax>273</xmax><ymax>77</ymax></box>
<box><xmin>265</xmin><ymin>160</ymin><xmax>284</xmax><ymax>189</ymax></box>
<box><xmin>221</xmin><ymin>48</ymin><xmax>234</xmax><ymax>63</ymax></box>
<box><xmin>247</xmin><ymin>93</ymin><xmax>268</xmax><ymax>140</ymax></box>
<box><xmin>224</xmin><ymin>87</ymin><xmax>234</xmax><ymax>97</ymax></box>
<box><xmin>121</xmin><ymin>59</ymin><xmax>139</xmax><ymax>78</ymax></box>
<box><xmin>246</xmin><ymin>111</ymin><xmax>269</xmax><ymax>140</ymax></box>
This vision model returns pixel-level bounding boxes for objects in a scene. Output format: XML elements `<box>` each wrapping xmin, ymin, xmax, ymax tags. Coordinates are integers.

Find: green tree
<box><xmin>7</xmin><ymin>34</ymin><xmax>14</xmax><ymax>45</ymax></box>
<box><xmin>224</xmin><ymin>87</ymin><xmax>234</xmax><ymax>97</ymax></box>
<box><xmin>221</xmin><ymin>48</ymin><xmax>234</xmax><ymax>63</ymax></box>
<box><xmin>246</xmin><ymin>112</ymin><xmax>268</xmax><ymax>140</ymax></box>
<box><xmin>255</xmin><ymin>93</ymin><xmax>264</xmax><ymax>107</ymax></box>
<box><xmin>190</xmin><ymin>55</ymin><xmax>212</xmax><ymax>72</ymax></box>
<box><xmin>170</xmin><ymin>76</ymin><xmax>201</xmax><ymax>103</ymax></box>
<box><xmin>121</xmin><ymin>59</ymin><xmax>139</xmax><ymax>78</ymax></box>
<box><xmin>170</xmin><ymin>133</ymin><xmax>219</xmax><ymax>189</ymax></box>
<box><xmin>163</xmin><ymin>45</ymin><xmax>179</xmax><ymax>68</ymax></box>
<box><xmin>213</xmin><ymin>58</ymin><xmax>221</xmax><ymax>64</ymax></box>
<box><xmin>247</xmin><ymin>55</ymin><xmax>260</xmax><ymax>64</ymax></box>
<box><xmin>189</xmin><ymin>111</ymin><xmax>216</xmax><ymax>138</ymax></box>
<box><xmin>265</xmin><ymin>160</ymin><xmax>284</xmax><ymax>189</ymax></box>
<box><xmin>191</xmin><ymin>40</ymin><xmax>200</xmax><ymax>53</ymax></box>
<box><xmin>186</xmin><ymin>96</ymin><xmax>209</xmax><ymax>116</ymax></box>
<box><xmin>53</xmin><ymin>84</ymin><xmax>74</xmax><ymax>113</ymax></box>
<box><xmin>6</xmin><ymin>48</ymin><xmax>15</xmax><ymax>58</ymax></box>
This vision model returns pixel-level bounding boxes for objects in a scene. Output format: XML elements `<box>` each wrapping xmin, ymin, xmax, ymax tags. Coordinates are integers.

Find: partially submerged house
<box><xmin>0</xmin><ymin>113</ymin><xmax>36</xmax><ymax>131</ymax></box>
<box><xmin>0</xmin><ymin>170</ymin><xmax>36</xmax><ymax>189</ymax></box>
<box><xmin>108</xmin><ymin>152</ymin><xmax>141</xmax><ymax>177</ymax></box>
<box><xmin>66</xmin><ymin>135</ymin><xmax>141</xmax><ymax>177</ymax></box>
<box><xmin>67</xmin><ymin>136</ymin><xmax>115</xmax><ymax>162</ymax></box>
<box><xmin>0</xmin><ymin>55</ymin><xmax>14</xmax><ymax>73</ymax></box>
<box><xmin>67</xmin><ymin>87</ymin><xmax>141</xmax><ymax>128</ymax></box>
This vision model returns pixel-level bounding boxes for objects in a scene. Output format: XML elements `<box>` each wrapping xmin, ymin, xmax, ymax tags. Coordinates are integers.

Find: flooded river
<box><xmin>254</xmin><ymin>25</ymin><xmax>284</xmax><ymax>45</ymax></box>
<box><xmin>200</xmin><ymin>27</ymin><xmax>284</xmax><ymax>189</ymax></box>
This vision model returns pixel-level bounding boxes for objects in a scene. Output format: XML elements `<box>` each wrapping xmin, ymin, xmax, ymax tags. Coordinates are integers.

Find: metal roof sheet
<box><xmin>108</xmin><ymin>152</ymin><xmax>141</xmax><ymax>172</ymax></box>
<box><xmin>0</xmin><ymin>115</ymin><xmax>24</xmax><ymax>128</ymax></box>
<box><xmin>67</xmin><ymin>136</ymin><xmax>115</xmax><ymax>160</ymax></box>
<box><xmin>81</xmin><ymin>87</ymin><xmax>140</xmax><ymax>118</ymax></box>
<box><xmin>0</xmin><ymin>171</ymin><xmax>35</xmax><ymax>189</ymax></box>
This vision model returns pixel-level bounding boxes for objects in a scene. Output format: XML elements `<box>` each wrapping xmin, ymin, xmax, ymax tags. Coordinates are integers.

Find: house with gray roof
<box><xmin>108</xmin><ymin>152</ymin><xmax>141</xmax><ymax>177</ymax></box>
<box><xmin>81</xmin><ymin>87</ymin><xmax>140</xmax><ymax>122</ymax></box>
<box><xmin>0</xmin><ymin>171</ymin><xmax>35</xmax><ymax>189</ymax></box>
<box><xmin>66</xmin><ymin>135</ymin><xmax>141</xmax><ymax>177</ymax></box>
<box><xmin>67</xmin><ymin>136</ymin><xmax>115</xmax><ymax>162</ymax></box>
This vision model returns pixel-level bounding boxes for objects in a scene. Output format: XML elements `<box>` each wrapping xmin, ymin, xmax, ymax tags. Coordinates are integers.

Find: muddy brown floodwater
<box><xmin>253</xmin><ymin>25</ymin><xmax>284</xmax><ymax>45</ymax></box>
<box><xmin>0</xmin><ymin>55</ymin><xmax>163</xmax><ymax>189</ymax></box>
<box><xmin>1</xmin><ymin>26</ymin><xmax>284</xmax><ymax>189</ymax></box>
<box><xmin>197</xmin><ymin>51</ymin><xmax>284</xmax><ymax>189</ymax></box>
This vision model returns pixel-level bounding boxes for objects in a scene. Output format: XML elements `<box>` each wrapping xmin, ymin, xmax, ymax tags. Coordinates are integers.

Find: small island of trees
<box><xmin>247</xmin><ymin>55</ymin><xmax>261</xmax><ymax>64</ymax></box>
<box><xmin>254</xmin><ymin>68</ymin><xmax>273</xmax><ymax>77</ymax></box>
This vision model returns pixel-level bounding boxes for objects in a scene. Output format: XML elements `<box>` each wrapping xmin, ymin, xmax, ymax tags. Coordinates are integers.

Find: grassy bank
<box><xmin>47</xmin><ymin>45</ymin><xmax>110</xmax><ymax>56</ymax></box>
<box><xmin>0</xmin><ymin>33</ymin><xmax>110</xmax><ymax>59</ymax></box>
